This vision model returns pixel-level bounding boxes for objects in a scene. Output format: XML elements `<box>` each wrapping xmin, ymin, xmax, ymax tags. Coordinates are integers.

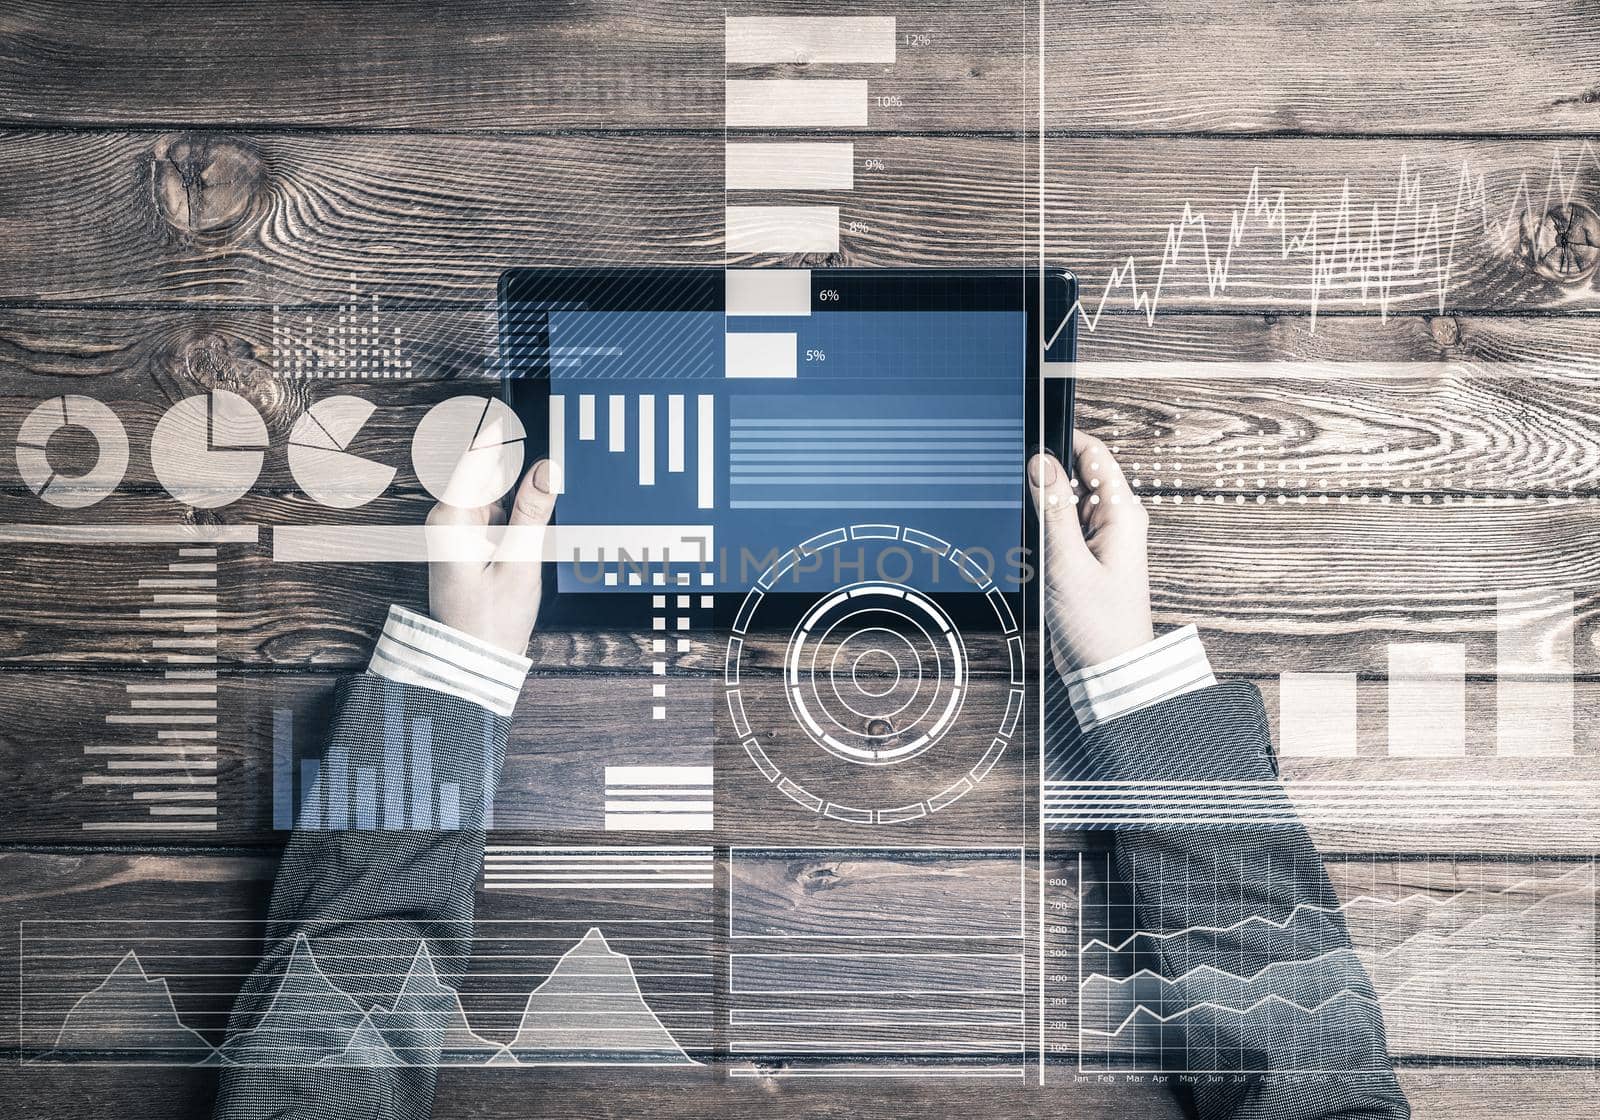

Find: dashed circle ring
<box><xmin>725</xmin><ymin>524</ymin><xmax>1023</xmax><ymax>824</ymax></box>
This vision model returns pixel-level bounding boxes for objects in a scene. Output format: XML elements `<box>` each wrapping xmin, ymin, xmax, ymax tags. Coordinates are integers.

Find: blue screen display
<box><xmin>545</xmin><ymin>307</ymin><xmax>1025</xmax><ymax>593</ymax></box>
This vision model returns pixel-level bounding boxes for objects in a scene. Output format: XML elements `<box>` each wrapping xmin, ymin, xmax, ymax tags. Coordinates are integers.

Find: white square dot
<box><xmin>677</xmin><ymin>639</ymin><xmax>691</xmax><ymax>653</ymax></box>
<box><xmin>604</xmin><ymin>572</ymin><xmax>618</xmax><ymax>587</ymax></box>
<box><xmin>676</xmin><ymin>595</ymin><xmax>690</xmax><ymax>608</ymax></box>
<box><xmin>676</xmin><ymin>616</ymin><xmax>690</xmax><ymax>630</ymax></box>
<box><xmin>700</xmin><ymin>596</ymin><xmax>714</xmax><ymax>609</ymax></box>
<box><xmin>700</xmin><ymin>572</ymin><xmax>714</xmax><ymax>586</ymax></box>
<box><xmin>652</xmin><ymin>595</ymin><xmax>666</xmax><ymax>608</ymax></box>
<box><xmin>652</xmin><ymin>661</ymin><xmax>666</xmax><ymax>675</ymax></box>
<box><xmin>652</xmin><ymin>618</ymin><xmax>667</xmax><ymax>631</ymax></box>
<box><xmin>652</xmin><ymin>572</ymin><xmax>666</xmax><ymax>586</ymax></box>
<box><xmin>676</xmin><ymin>572</ymin><xmax>690</xmax><ymax>585</ymax></box>
<box><xmin>652</xmin><ymin>705</ymin><xmax>665</xmax><ymax>720</ymax></box>
<box><xmin>652</xmin><ymin>683</ymin><xmax>666</xmax><ymax>698</ymax></box>
<box><xmin>627</xmin><ymin>572</ymin><xmax>642</xmax><ymax>586</ymax></box>
<box><xmin>652</xmin><ymin>638</ymin><xmax>666</xmax><ymax>653</ymax></box>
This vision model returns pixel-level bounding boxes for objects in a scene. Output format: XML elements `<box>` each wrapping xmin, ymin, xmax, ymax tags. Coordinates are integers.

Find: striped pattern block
<box><xmin>482</xmin><ymin>846</ymin><xmax>714</xmax><ymax>891</ymax></box>
<box><xmin>604</xmin><ymin>765</ymin><xmax>713</xmax><ymax>831</ymax></box>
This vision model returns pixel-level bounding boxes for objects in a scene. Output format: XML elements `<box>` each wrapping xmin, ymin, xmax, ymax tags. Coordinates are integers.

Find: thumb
<box><xmin>1028</xmin><ymin>452</ymin><xmax>1090</xmax><ymax>579</ymax></box>
<box><xmin>495</xmin><ymin>459</ymin><xmax>557</xmax><ymax>564</ymax></box>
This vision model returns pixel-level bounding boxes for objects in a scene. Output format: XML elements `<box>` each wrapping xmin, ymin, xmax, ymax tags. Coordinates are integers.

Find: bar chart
<box><xmin>271</xmin><ymin>705</ymin><xmax>497</xmax><ymax>832</ymax></box>
<box><xmin>1277</xmin><ymin>589</ymin><xmax>1577</xmax><ymax>759</ymax></box>
<box><xmin>549</xmin><ymin>392</ymin><xmax>716</xmax><ymax>509</ymax></box>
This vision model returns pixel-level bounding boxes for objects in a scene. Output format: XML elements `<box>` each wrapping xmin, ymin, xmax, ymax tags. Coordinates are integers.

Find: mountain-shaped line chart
<box><xmin>24</xmin><ymin>920</ymin><xmax>707</xmax><ymax>1068</ymax></box>
<box><xmin>1074</xmin><ymin>854</ymin><xmax>1596</xmax><ymax>1072</ymax></box>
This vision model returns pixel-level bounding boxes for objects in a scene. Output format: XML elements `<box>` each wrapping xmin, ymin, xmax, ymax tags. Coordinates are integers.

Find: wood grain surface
<box><xmin>1</xmin><ymin>1</ymin><xmax>1596</xmax><ymax>1115</ymax></box>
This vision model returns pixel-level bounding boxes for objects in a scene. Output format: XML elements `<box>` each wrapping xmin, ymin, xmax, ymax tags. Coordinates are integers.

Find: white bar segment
<box><xmin>725</xmin><ymin>333</ymin><xmax>798</xmax><ymax>379</ymax></box>
<box><xmin>1496</xmin><ymin>589</ymin><xmax>1575</xmax><ymax>757</ymax></box>
<box><xmin>727</xmin><ymin>206</ymin><xmax>840</xmax><ymax>253</ymax></box>
<box><xmin>668</xmin><ymin>394</ymin><xmax>686</xmax><ymax>473</ymax></box>
<box><xmin>726</xmin><ymin>143</ymin><xmax>853</xmax><ymax>190</ymax></box>
<box><xmin>0</xmin><ymin>525</ymin><xmax>258</xmax><ymax>544</ymax></box>
<box><xmin>638</xmin><ymin>394</ymin><xmax>656</xmax><ymax>486</ymax></box>
<box><xmin>608</xmin><ymin>394</ymin><xmax>626</xmax><ymax>452</ymax></box>
<box><xmin>726</xmin><ymin>80</ymin><xmax>868</xmax><ymax>128</ymax></box>
<box><xmin>697</xmin><ymin>395</ymin><xmax>715</xmax><ymax>510</ymax></box>
<box><xmin>578</xmin><ymin>394</ymin><xmax>596</xmax><ymax>441</ymax></box>
<box><xmin>273</xmin><ymin>525</ymin><xmax>714</xmax><ymax>564</ymax></box>
<box><xmin>1277</xmin><ymin>672</ymin><xmax>1359</xmax><ymax>757</ymax></box>
<box><xmin>606</xmin><ymin>765</ymin><xmax>714</xmax><ymax>786</ymax></box>
<box><xmin>547</xmin><ymin>394</ymin><xmax>566</xmax><ymax>495</ymax></box>
<box><xmin>726</xmin><ymin>269</ymin><xmax>812</xmax><ymax>316</ymax></box>
<box><xmin>1387</xmin><ymin>643</ymin><xmax>1467</xmax><ymax>757</ymax></box>
<box><xmin>725</xmin><ymin>16</ymin><xmax>896</xmax><ymax>64</ymax></box>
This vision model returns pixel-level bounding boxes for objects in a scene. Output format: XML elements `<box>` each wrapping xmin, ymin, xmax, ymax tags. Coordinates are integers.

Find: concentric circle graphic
<box><xmin>726</xmin><ymin>524</ymin><xmax>1023</xmax><ymax>824</ymax></box>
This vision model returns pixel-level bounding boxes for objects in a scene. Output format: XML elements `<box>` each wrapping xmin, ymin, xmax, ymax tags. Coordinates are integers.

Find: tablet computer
<box><xmin>498</xmin><ymin>266</ymin><xmax>1075</xmax><ymax>628</ymax></box>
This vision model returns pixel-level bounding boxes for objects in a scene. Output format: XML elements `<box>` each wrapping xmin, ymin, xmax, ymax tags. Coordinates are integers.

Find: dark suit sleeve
<box><xmin>212</xmin><ymin>674</ymin><xmax>508</xmax><ymax>1120</ymax></box>
<box><xmin>1072</xmin><ymin>681</ymin><xmax>1410</xmax><ymax>1120</ymax></box>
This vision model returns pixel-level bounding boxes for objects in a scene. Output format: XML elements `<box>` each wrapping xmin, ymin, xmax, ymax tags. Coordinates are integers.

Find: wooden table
<box><xmin>2</xmin><ymin>2</ymin><xmax>1598</xmax><ymax>1116</ymax></box>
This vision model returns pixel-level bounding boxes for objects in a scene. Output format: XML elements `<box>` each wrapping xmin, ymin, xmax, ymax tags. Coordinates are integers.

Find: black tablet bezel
<box><xmin>497</xmin><ymin>266</ymin><xmax>1075</xmax><ymax>631</ymax></box>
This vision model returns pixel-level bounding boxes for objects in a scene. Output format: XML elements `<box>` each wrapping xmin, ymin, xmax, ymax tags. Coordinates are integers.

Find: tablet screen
<box><xmin>502</xmin><ymin>269</ymin><xmax>1027</xmax><ymax>595</ymax></box>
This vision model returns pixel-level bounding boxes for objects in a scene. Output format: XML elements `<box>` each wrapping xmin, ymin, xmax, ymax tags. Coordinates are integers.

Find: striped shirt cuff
<box><xmin>1063</xmin><ymin>624</ymin><xmax>1217</xmax><ymax>732</ymax></box>
<box><xmin>367</xmin><ymin>604</ymin><xmax>531</xmax><ymax>718</ymax></box>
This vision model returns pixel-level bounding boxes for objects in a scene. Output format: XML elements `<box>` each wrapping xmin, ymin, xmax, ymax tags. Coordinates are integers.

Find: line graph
<box><xmin>23</xmin><ymin>917</ymin><xmax>712</xmax><ymax>1068</ymax></box>
<box><xmin>1067</xmin><ymin>854</ymin><xmax>1597</xmax><ymax>1072</ymax></box>
<box><xmin>1048</xmin><ymin>142</ymin><xmax>1600</xmax><ymax>343</ymax></box>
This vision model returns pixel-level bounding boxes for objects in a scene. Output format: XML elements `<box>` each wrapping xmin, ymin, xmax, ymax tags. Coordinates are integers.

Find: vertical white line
<box><xmin>1037</xmin><ymin>0</ymin><xmax>1047</xmax><ymax>1087</ymax></box>
<box><xmin>608</xmin><ymin>394</ymin><xmax>626</xmax><ymax>453</ymax></box>
<box><xmin>548</xmin><ymin>394</ymin><xmax>566</xmax><ymax>495</ymax></box>
<box><xmin>578</xmin><ymin>394</ymin><xmax>596</xmax><ymax>441</ymax></box>
<box><xmin>639</xmin><ymin>394</ymin><xmax>656</xmax><ymax>486</ymax></box>
<box><xmin>697</xmin><ymin>395</ymin><xmax>715</xmax><ymax>510</ymax></box>
<box><xmin>668</xmin><ymin>394</ymin><xmax>686</xmax><ymax>472</ymax></box>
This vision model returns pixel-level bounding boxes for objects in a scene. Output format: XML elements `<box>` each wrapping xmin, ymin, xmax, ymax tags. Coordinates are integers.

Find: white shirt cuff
<box><xmin>1063</xmin><ymin>624</ymin><xmax>1217</xmax><ymax>732</ymax></box>
<box><xmin>367</xmin><ymin>604</ymin><xmax>531</xmax><ymax>718</ymax></box>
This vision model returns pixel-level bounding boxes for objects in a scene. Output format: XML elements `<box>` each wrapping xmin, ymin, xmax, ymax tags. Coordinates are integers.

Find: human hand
<box><xmin>1027</xmin><ymin>430</ymin><xmax>1154</xmax><ymax>677</ymax></box>
<box><xmin>425</xmin><ymin>453</ymin><xmax>556</xmax><ymax>658</ymax></box>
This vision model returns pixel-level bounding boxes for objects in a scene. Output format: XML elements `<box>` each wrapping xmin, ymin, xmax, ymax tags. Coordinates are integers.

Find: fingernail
<box><xmin>532</xmin><ymin>459</ymin><xmax>552</xmax><ymax>494</ymax></box>
<box><xmin>1028</xmin><ymin>454</ymin><xmax>1059</xmax><ymax>487</ymax></box>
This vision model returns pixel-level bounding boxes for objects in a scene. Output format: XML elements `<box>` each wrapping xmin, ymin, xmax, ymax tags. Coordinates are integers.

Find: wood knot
<box><xmin>150</xmin><ymin>134</ymin><xmax>265</xmax><ymax>240</ymax></box>
<box><xmin>1427</xmin><ymin>315</ymin><xmax>1461</xmax><ymax>348</ymax></box>
<box><xmin>1525</xmin><ymin>201</ymin><xmax>1600</xmax><ymax>283</ymax></box>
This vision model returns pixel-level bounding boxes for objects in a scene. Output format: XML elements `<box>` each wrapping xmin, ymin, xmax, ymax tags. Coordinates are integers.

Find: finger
<box><xmin>1070</xmin><ymin>429</ymin><xmax>1147</xmax><ymax>554</ymax></box>
<box><xmin>1028</xmin><ymin>452</ymin><xmax>1091</xmax><ymax>576</ymax></box>
<box><xmin>438</xmin><ymin>412</ymin><xmax>514</xmax><ymax>510</ymax></box>
<box><xmin>495</xmin><ymin>459</ymin><xmax>557</xmax><ymax>564</ymax></box>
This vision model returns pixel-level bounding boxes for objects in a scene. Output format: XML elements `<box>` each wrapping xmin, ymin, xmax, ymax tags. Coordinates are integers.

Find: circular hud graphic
<box><xmin>726</xmin><ymin>525</ymin><xmax>1022</xmax><ymax>824</ymax></box>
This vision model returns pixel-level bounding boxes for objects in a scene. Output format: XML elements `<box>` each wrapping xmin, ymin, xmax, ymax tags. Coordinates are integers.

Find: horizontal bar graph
<box><xmin>724</xmin><ymin>16</ymin><xmax>896</xmax><ymax>64</ymax></box>
<box><xmin>726</xmin><ymin>206</ymin><xmax>840</xmax><ymax>254</ymax></box>
<box><xmin>726</xmin><ymin>269</ymin><xmax>812</xmax><ymax>316</ymax></box>
<box><xmin>725</xmin><ymin>332</ymin><xmax>798</xmax><ymax>378</ymax></box>
<box><xmin>272</xmin><ymin>524</ymin><xmax>714</xmax><ymax>564</ymax></box>
<box><xmin>726</xmin><ymin>142</ymin><xmax>854</xmax><ymax>190</ymax></box>
<box><xmin>725</xmin><ymin>80</ymin><xmax>869</xmax><ymax>127</ymax></box>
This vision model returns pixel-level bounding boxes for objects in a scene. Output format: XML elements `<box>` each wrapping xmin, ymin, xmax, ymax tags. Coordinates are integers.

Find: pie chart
<box><xmin>287</xmin><ymin>396</ymin><xmax>396</xmax><ymax>509</ymax></box>
<box><xmin>15</xmin><ymin>394</ymin><xmax>129</xmax><ymax>509</ymax></box>
<box><xmin>411</xmin><ymin>396</ymin><xmax>525</xmax><ymax>507</ymax></box>
<box><xmin>150</xmin><ymin>389</ymin><xmax>267</xmax><ymax>509</ymax></box>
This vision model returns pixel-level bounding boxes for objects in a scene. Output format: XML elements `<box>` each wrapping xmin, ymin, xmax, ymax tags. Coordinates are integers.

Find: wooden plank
<box><xmin>6</xmin><ymin>1</ymin><xmax>1600</xmax><ymax>138</ymax></box>
<box><xmin>2</xmin><ymin>670</ymin><xmax>1597</xmax><ymax>852</ymax></box>
<box><xmin>0</xmin><ymin>672</ymin><xmax>1033</xmax><ymax>847</ymax></box>
<box><xmin>5</xmin><ymin>311</ymin><xmax>1600</xmax><ymax>500</ymax></box>
<box><xmin>0</xmin><ymin>1</ymin><xmax>1027</xmax><ymax>133</ymax></box>
<box><xmin>2</xmin><ymin>852</ymin><xmax>1591</xmax><ymax>1070</ymax></box>
<box><xmin>3</xmin><ymin>489</ymin><xmax>1599</xmax><ymax>676</ymax></box>
<box><xmin>3</xmin><ymin>134</ymin><xmax>1598</xmax><ymax>312</ymax></box>
<box><xmin>0</xmin><ymin>1062</ymin><xmax>1589</xmax><ymax>1120</ymax></box>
